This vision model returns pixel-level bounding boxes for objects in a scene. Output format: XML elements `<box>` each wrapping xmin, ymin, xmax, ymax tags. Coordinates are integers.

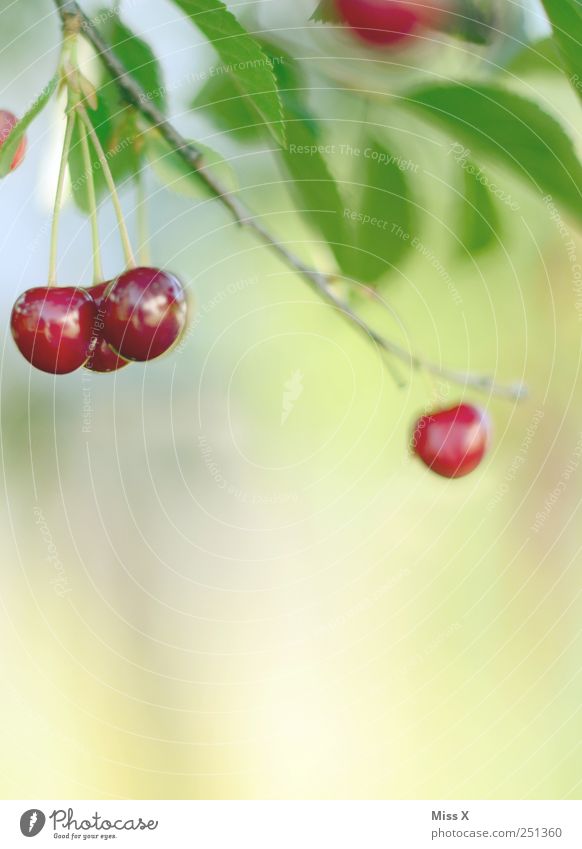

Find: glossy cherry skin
<box><xmin>84</xmin><ymin>282</ymin><xmax>131</xmax><ymax>373</ymax></box>
<box><xmin>411</xmin><ymin>403</ymin><xmax>491</xmax><ymax>478</ymax></box>
<box><xmin>0</xmin><ymin>110</ymin><xmax>27</xmax><ymax>171</ymax></box>
<box><xmin>103</xmin><ymin>267</ymin><xmax>187</xmax><ymax>362</ymax></box>
<box><xmin>334</xmin><ymin>0</ymin><xmax>443</xmax><ymax>45</ymax></box>
<box><xmin>11</xmin><ymin>287</ymin><xmax>97</xmax><ymax>374</ymax></box>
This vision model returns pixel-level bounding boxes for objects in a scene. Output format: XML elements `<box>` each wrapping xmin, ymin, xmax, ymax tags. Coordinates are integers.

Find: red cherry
<box><xmin>411</xmin><ymin>403</ymin><xmax>491</xmax><ymax>478</ymax></box>
<box><xmin>85</xmin><ymin>282</ymin><xmax>131</xmax><ymax>373</ymax></box>
<box><xmin>334</xmin><ymin>0</ymin><xmax>444</xmax><ymax>45</ymax></box>
<box><xmin>103</xmin><ymin>267</ymin><xmax>188</xmax><ymax>362</ymax></box>
<box><xmin>0</xmin><ymin>110</ymin><xmax>27</xmax><ymax>171</ymax></box>
<box><xmin>11</xmin><ymin>287</ymin><xmax>96</xmax><ymax>374</ymax></box>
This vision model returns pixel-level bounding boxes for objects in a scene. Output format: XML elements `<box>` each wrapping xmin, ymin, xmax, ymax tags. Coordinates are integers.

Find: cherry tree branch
<box><xmin>52</xmin><ymin>0</ymin><xmax>526</xmax><ymax>401</ymax></box>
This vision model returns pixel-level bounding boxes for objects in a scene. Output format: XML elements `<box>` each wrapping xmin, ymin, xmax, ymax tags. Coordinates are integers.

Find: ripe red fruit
<box><xmin>103</xmin><ymin>266</ymin><xmax>187</xmax><ymax>362</ymax></box>
<box><xmin>334</xmin><ymin>0</ymin><xmax>444</xmax><ymax>45</ymax></box>
<box><xmin>411</xmin><ymin>403</ymin><xmax>491</xmax><ymax>478</ymax></box>
<box><xmin>0</xmin><ymin>109</ymin><xmax>27</xmax><ymax>171</ymax></box>
<box><xmin>11</xmin><ymin>287</ymin><xmax>96</xmax><ymax>374</ymax></box>
<box><xmin>85</xmin><ymin>282</ymin><xmax>131</xmax><ymax>373</ymax></box>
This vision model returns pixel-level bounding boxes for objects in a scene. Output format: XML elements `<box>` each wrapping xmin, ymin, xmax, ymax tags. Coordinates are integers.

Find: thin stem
<box><xmin>135</xmin><ymin>166</ymin><xmax>151</xmax><ymax>267</ymax></box>
<box><xmin>78</xmin><ymin>107</ymin><xmax>103</xmax><ymax>283</ymax></box>
<box><xmin>48</xmin><ymin>107</ymin><xmax>75</xmax><ymax>287</ymax></box>
<box><xmin>52</xmin><ymin>0</ymin><xmax>526</xmax><ymax>402</ymax></box>
<box><xmin>75</xmin><ymin>103</ymin><xmax>136</xmax><ymax>269</ymax></box>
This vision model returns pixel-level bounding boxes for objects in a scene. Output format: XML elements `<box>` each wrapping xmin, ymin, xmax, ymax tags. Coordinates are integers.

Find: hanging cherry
<box><xmin>11</xmin><ymin>287</ymin><xmax>96</xmax><ymax>375</ymax></box>
<box><xmin>334</xmin><ymin>0</ymin><xmax>445</xmax><ymax>45</ymax></box>
<box><xmin>103</xmin><ymin>267</ymin><xmax>188</xmax><ymax>362</ymax></box>
<box><xmin>411</xmin><ymin>403</ymin><xmax>491</xmax><ymax>478</ymax></box>
<box><xmin>85</xmin><ymin>282</ymin><xmax>131</xmax><ymax>373</ymax></box>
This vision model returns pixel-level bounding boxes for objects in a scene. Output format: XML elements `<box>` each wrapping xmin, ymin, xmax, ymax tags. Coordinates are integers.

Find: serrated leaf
<box><xmin>0</xmin><ymin>75</ymin><xmax>58</xmax><ymax>178</ymax></box>
<box><xmin>405</xmin><ymin>83</ymin><xmax>582</xmax><ymax>224</ymax></box>
<box><xmin>193</xmin><ymin>38</ymin><xmax>317</xmax><ymax>143</ymax></box>
<box><xmin>540</xmin><ymin>0</ymin><xmax>582</xmax><ymax>104</ymax></box>
<box><xmin>99</xmin><ymin>14</ymin><xmax>166</xmax><ymax>112</ymax></box>
<box><xmin>456</xmin><ymin>159</ymin><xmax>500</xmax><ymax>256</ymax></box>
<box><xmin>347</xmin><ymin>141</ymin><xmax>418</xmax><ymax>283</ymax></box>
<box><xmin>144</xmin><ymin>132</ymin><xmax>237</xmax><ymax>198</ymax></box>
<box><xmin>170</xmin><ymin>0</ymin><xmax>285</xmax><ymax>146</ymax></box>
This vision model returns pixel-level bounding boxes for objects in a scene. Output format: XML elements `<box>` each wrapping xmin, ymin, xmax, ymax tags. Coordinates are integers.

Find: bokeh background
<box><xmin>1</xmin><ymin>0</ymin><xmax>581</xmax><ymax>799</ymax></box>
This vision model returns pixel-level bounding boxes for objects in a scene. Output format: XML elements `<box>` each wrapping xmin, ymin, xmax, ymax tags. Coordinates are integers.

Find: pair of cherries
<box><xmin>333</xmin><ymin>0</ymin><xmax>447</xmax><ymax>45</ymax></box>
<box><xmin>11</xmin><ymin>267</ymin><xmax>188</xmax><ymax>375</ymax></box>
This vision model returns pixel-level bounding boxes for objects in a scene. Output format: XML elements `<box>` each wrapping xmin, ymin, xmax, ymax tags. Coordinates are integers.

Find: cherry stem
<box><xmin>53</xmin><ymin>0</ymin><xmax>526</xmax><ymax>403</ymax></box>
<box><xmin>77</xmin><ymin>108</ymin><xmax>103</xmax><ymax>283</ymax></box>
<box><xmin>135</xmin><ymin>166</ymin><xmax>151</xmax><ymax>267</ymax></box>
<box><xmin>75</xmin><ymin>104</ymin><xmax>136</xmax><ymax>270</ymax></box>
<box><xmin>48</xmin><ymin>107</ymin><xmax>75</xmax><ymax>287</ymax></box>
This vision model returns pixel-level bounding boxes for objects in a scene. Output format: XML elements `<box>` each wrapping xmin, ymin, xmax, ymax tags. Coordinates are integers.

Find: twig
<box><xmin>51</xmin><ymin>0</ymin><xmax>526</xmax><ymax>401</ymax></box>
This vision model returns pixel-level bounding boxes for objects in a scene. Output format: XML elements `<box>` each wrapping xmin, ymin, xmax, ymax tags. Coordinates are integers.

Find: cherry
<box><xmin>334</xmin><ymin>0</ymin><xmax>444</xmax><ymax>45</ymax></box>
<box><xmin>103</xmin><ymin>266</ymin><xmax>188</xmax><ymax>362</ymax></box>
<box><xmin>0</xmin><ymin>109</ymin><xmax>27</xmax><ymax>171</ymax></box>
<box><xmin>411</xmin><ymin>402</ymin><xmax>490</xmax><ymax>478</ymax></box>
<box><xmin>85</xmin><ymin>282</ymin><xmax>131</xmax><ymax>373</ymax></box>
<box><xmin>11</xmin><ymin>287</ymin><xmax>97</xmax><ymax>374</ymax></box>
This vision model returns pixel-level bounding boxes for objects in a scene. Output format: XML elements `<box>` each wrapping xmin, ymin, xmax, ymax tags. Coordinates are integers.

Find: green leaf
<box><xmin>68</xmin><ymin>92</ymin><xmax>112</xmax><ymax>213</ymax></box>
<box><xmin>440</xmin><ymin>0</ymin><xmax>500</xmax><ymax>45</ymax></box>
<box><xmin>505</xmin><ymin>37</ymin><xmax>562</xmax><ymax>76</ymax></box>
<box><xmin>144</xmin><ymin>132</ymin><xmax>237</xmax><ymax>198</ymax></box>
<box><xmin>0</xmin><ymin>74</ymin><xmax>58</xmax><ymax>178</ymax></box>
<box><xmin>68</xmin><ymin>10</ymin><xmax>165</xmax><ymax>209</ymax></box>
<box><xmin>280</xmin><ymin>118</ymin><xmax>356</xmax><ymax>276</ymax></box>
<box><xmin>311</xmin><ymin>0</ymin><xmax>341</xmax><ymax>23</ymax></box>
<box><xmin>99</xmin><ymin>14</ymin><xmax>166</xmax><ymax>112</ymax></box>
<box><xmin>405</xmin><ymin>83</ymin><xmax>582</xmax><ymax>224</ymax></box>
<box><xmin>455</xmin><ymin>159</ymin><xmax>500</xmax><ymax>256</ymax></box>
<box><xmin>193</xmin><ymin>73</ymin><xmax>264</xmax><ymax>141</ymax></box>
<box><xmin>347</xmin><ymin>141</ymin><xmax>418</xmax><ymax>283</ymax></box>
<box><xmin>192</xmin><ymin>38</ymin><xmax>317</xmax><ymax>143</ymax></box>
<box><xmin>170</xmin><ymin>0</ymin><xmax>285</xmax><ymax>146</ymax></box>
<box><xmin>540</xmin><ymin>0</ymin><xmax>582</xmax><ymax>103</ymax></box>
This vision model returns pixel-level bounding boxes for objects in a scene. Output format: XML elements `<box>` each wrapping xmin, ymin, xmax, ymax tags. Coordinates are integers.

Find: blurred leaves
<box><xmin>0</xmin><ymin>75</ymin><xmax>57</xmax><ymax>178</ymax></box>
<box><xmin>69</xmin><ymin>11</ymin><xmax>165</xmax><ymax>211</ymax></box>
<box><xmin>405</xmin><ymin>83</ymin><xmax>582</xmax><ymax>224</ymax></box>
<box><xmin>540</xmin><ymin>0</ymin><xmax>582</xmax><ymax>104</ymax></box>
<box><xmin>170</xmin><ymin>0</ymin><xmax>285</xmax><ymax>146</ymax></box>
<box><xmin>347</xmin><ymin>140</ymin><xmax>417</xmax><ymax>282</ymax></box>
<box><xmin>456</xmin><ymin>159</ymin><xmax>500</xmax><ymax>256</ymax></box>
<box><xmin>144</xmin><ymin>132</ymin><xmax>237</xmax><ymax>198</ymax></box>
<box><xmin>440</xmin><ymin>0</ymin><xmax>500</xmax><ymax>45</ymax></box>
